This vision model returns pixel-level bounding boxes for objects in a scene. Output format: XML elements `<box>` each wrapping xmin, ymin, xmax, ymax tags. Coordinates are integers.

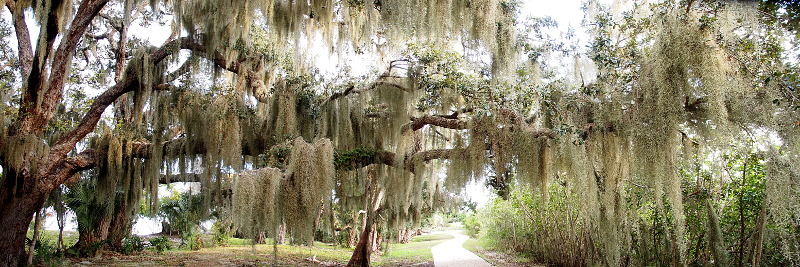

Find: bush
<box><xmin>186</xmin><ymin>232</ymin><xmax>204</xmax><ymax>251</ymax></box>
<box><xmin>211</xmin><ymin>221</ymin><xmax>231</xmax><ymax>246</ymax></box>
<box><xmin>120</xmin><ymin>236</ymin><xmax>146</xmax><ymax>255</ymax></box>
<box><xmin>33</xmin><ymin>238</ymin><xmax>64</xmax><ymax>266</ymax></box>
<box><xmin>148</xmin><ymin>236</ymin><xmax>172</xmax><ymax>253</ymax></box>
<box><xmin>463</xmin><ymin>213</ymin><xmax>481</xmax><ymax>237</ymax></box>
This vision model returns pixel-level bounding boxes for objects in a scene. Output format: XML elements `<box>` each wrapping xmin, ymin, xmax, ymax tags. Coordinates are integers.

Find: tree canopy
<box><xmin>1</xmin><ymin>0</ymin><xmax>800</xmax><ymax>266</ymax></box>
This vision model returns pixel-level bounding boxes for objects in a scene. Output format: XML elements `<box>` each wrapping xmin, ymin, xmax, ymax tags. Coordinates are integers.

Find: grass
<box><xmin>31</xmin><ymin>232</ymin><xmax>452</xmax><ymax>266</ymax></box>
<box><xmin>28</xmin><ymin>230</ymin><xmax>79</xmax><ymax>248</ymax></box>
<box><xmin>379</xmin><ymin>233</ymin><xmax>453</xmax><ymax>265</ymax></box>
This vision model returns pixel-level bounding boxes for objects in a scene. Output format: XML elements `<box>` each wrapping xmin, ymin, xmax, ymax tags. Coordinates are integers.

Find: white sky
<box><xmin>524</xmin><ymin>0</ymin><xmax>587</xmax><ymax>29</ymax></box>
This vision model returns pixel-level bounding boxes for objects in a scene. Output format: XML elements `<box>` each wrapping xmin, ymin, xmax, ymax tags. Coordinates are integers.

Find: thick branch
<box><xmin>159</xmin><ymin>173</ymin><xmax>201</xmax><ymax>184</ymax></box>
<box><xmin>36</xmin><ymin>0</ymin><xmax>110</xmax><ymax>134</ymax></box>
<box><xmin>46</xmin><ymin>150</ymin><xmax>98</xmax><ymax>191</ymax></box>
<box><xmin>5</xmin><ymin>0</ymin><xmax>33</xmax><ymax>78</ymax></box>
<box><xmin>409</xmin><ymin>115</ymin><xmax>469</xmax><ymax>131</ymax></box>
<box><xmin>46</xmin><ymin>38</ymin><xmax>199</xmax><ymax>178</ymax></box>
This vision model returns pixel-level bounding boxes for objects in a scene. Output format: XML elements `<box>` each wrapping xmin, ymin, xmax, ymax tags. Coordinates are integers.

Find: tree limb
<box><xmin>45</xmin><ymin>38</ymin><xmax>199</xmax><ymax>179</ymax></box>
<box><xmin>322</xmin><ymin>80</ymin><xmax>410</xmax><ymax>106</ymax></box>
<box><xmin>409</xmin><ymin>115</ymin><xmax>469</xmax><ymax>131</ymax></box>
<box><xmin>5</xmin><ymin>0</ymin><xmax>33</xmax><ymax>79</ymax></box>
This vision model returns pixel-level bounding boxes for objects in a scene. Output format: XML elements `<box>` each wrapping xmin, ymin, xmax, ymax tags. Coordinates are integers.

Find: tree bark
<box><xmin>0</xmin><ymin>174</ymin><xmax>49</xmax><ymax>267</ymax></box>
<box><xmin>27</xmin><ymin>210</ymin><xmax>44</xmax><ymax>266</ymax></box>
<box><xmin>346</xmin><ymin>216</ymin><xmax>376</xmax><ymax>267</ymax></box>
<box><xmin>346</xmin><ymin>167</ymin><xmax>383</xmax><ymax>267</ymax></box>
<box><xmin>254</xmin><ymin>232</ymin><xmax>266</xmax><ymax>245</ymax></box>
<box><xmin>73</xmin><ymin>212</ymin><xmax>111</xmax><ymax>257</ymax></box>
<box><xmin>106</xmin><ymin>201</ymin><xmax>132</xmax><ymax>250</ymax></box>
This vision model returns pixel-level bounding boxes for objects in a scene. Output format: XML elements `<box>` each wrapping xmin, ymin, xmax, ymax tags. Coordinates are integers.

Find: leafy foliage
<box><xmin>334</xmin><ymin>148</ymin><xmax>379</xmax><ymax>171</ymax></box>
<box><xmin>148</xmin><ymin>236</ymin><xmax>172</xmax><ymax>253</ymax></box>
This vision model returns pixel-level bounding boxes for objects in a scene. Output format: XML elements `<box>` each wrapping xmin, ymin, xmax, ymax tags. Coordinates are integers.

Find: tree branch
<box><xmin>5</xmin><ymin>0</ymin><xmax>33</xmax><ymax>78</ymax></box>
<box><xmin>42</xmin><ymin>0</ymin><xmax>110</xmax><ymax>126</ymax></box>
<box><xmin>45</xmin><ymin>38</ymin><xmax>199</xmax><ymax>178</ymax></box>
<box><xmin>159</xmin><ymin>173</ymin><xmax>201</xmax><ymax>184</ymax></box>
<box><xmin>323</xmin><ymin>80</ymin><xmax>411</xmax><ymax>106</ymax></box>
<box><xmin>409</xmin><ymin>115</ymin><xmax>469</xmax><ymax>131</ymax></box>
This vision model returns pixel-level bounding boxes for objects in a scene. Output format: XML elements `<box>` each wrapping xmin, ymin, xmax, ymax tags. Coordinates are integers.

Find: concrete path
<box><xmin>431</xmin><ymin>231</ymin><xmax>492</xmax><ymax>267</ymax></box>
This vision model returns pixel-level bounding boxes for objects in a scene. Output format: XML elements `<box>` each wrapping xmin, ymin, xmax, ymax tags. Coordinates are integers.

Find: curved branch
<box><xmin>48</xmin><ymin>149</ymin><xmax>99</xmax><ymax>190</ymax></box>
<box><xmin>45</xmin><ymin>38</ymin><xmax>205</xmax><ymax>178</ymax></box>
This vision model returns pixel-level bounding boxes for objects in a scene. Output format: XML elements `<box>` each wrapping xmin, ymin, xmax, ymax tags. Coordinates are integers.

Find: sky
<box><xmin>524</xmin><ymin>0</ymin><xmax>586</xmax><ymax>30</ymax></box>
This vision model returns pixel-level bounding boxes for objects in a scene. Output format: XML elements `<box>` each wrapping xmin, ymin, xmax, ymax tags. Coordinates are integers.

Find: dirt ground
<box><xmin>47</xmin><ymin>245</ymin><xmax>435</xmax><ymax>267</ymax></box>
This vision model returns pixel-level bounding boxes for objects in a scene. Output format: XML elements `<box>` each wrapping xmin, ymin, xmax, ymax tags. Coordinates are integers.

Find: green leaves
<box><xmin>333</xmin><ymin>147</ymin><xmax>379</xmax><ymax>171</ymax></box>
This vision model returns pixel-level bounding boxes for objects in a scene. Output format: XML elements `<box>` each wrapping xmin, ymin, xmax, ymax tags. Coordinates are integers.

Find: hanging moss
<box><xmin>280</xmin><ymin>137</ymin><xmax>335</xmax><ymax>244</ymax></box>
<box><xmin>1</xmin><ymin>134</ymin><xmax>50</xmax><ymax>177</ymax></box>
<box><xmin>232</xmin><ymin>167</ymin><xmax>282</xmax><ymax>240</ymax></box>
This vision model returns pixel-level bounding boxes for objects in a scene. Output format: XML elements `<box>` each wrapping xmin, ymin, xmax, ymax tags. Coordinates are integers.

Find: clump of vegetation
<box><xmin>119</xmin><ymin>236</ymin><xmax>146</xmax><ymax>255</ymax></box>
<box><xmin>148</xmin><ymin>236</ymin><xmax>172</xmax><ymax>253</ymax></box>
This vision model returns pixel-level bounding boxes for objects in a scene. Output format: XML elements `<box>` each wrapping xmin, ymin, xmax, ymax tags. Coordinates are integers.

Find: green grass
<box><xmin>28</xmin><ymin>230</ymin><xmax>79</xmax><ymax>248</ymax></box>
<box><xmin>462</xmin><ymin>238</ymin><xmax>495</xmax><ymax>263</ymax></box>
<box><xmin>29</xmin><ymin>231</ymin><xmax>453</xmax><ymax>266</ymax></box>
<box><xmin>462</xmin><ymin>238</ymin><xmax>481</xmax><ymax>252</ymax></box>
<box><xmin>225</xmin><ymin>237</ymin><xmax>251</xmax><ymax>246</ymax></box>
<box><xmin>378</xmin><ymin>233</ymin><xmax>453</xmax><ymax>265</ymax></box>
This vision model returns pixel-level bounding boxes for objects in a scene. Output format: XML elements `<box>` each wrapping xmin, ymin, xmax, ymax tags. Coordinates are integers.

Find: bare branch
<box><xmin>323</xmin><ymin>80</ymin><xmax>411</xmax><ymax>106</ymax></box>
<box><xmin>165</xmin><ymin>61</ymin><xmax>192</xmax><ymax>83</ymax></box>
<box><xmin>97</xmin><ymin>12</ymin><xmax>122</xmax><ymax>31</ymax></box>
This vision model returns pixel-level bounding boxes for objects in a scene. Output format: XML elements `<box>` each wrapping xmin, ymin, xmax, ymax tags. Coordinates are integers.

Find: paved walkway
<box><xmin>431</xmin><ymin>231</ymin><xmax>492</xmax><ymax>267</ymax></box>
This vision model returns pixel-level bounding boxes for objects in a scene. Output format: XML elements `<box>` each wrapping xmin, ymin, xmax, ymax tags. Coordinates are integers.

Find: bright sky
<box><xmin>523</xmin><ymin>0</ymin><xmax>587</xmax><ymax>29</ymax></box>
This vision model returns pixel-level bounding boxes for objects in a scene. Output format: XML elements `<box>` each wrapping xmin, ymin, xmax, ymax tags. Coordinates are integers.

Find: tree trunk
<box><xmin>0</xmin><ymin>202</ymin><xmax>44</xmax><ymax>266</ymax></box>
<box><xmin>107</xmin><ymin>201</ymin><xmax>133</xmax><ymax>250</ymax></box>
<box><xmin>706</xmin><ymin>199</ymin><xmax>728</xmax><ymax>267</ymax></box>
<box><xmin>398</xmin><ymin>228</ymin><xmax>414</xmax><ymax>243</ymax></box>
<box><xmin>749</xmin><ymin>202</ymin><xmax>768</xmax><ymax>267</ymax></box>
<box><xmin>0</xmin><ymin>171</ymin><xmax>50</xmax><ymax>267</ymax></box>
<box><xmin>57</xmin><ymin>207</ymin><xmax>66</xmax><ymax>251</ymax></box>
<box><xmin>312</xmin><ymin>200</ymin><xmax>325</xmax><ymax>246</ymax></box>
<box><xmin>73</xmin><ymin>213</ymin><xmax>111</xmax><ymax>257</ymax></box>
<box><xmin>276</xmin><ymin>223</ymin><xmax>286</xmax><ymax>245</ymax></box>
<box><xmin>27</xmin><ymin>210</ymin><xmax>44</xmax><ymax>266</ymax></box>
<box><xmin>161</xmin><ymin>221</ymin><xmax>174</xmax><ymax>235</ymax></box>
<box><xmin>347</xmin><ymin>167</ymin><xmax>383</xmax><ymax>267</ymax></box>
<box><xmin>346</xmin><ymin>217</ymin><xmax>375</xmax><ymax>267</ymax></box>
<box><xmin>254</xmin><ymin>232</ymin><xmax>266</xmax><ymax>244</ymax></box>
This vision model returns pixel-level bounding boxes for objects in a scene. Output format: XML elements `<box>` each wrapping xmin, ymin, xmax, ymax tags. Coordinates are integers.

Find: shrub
<box><xmin>211</xmin><ymin>221</ymin><xmax>231</xmax><ymax>246</ymax></box>
<box><xmin>33</xmin><ymin>238</ymin><xmax>64</xmax><ymax>266</ymax></box>
<box><xmin>120</xmin><ymin>236</ymin><xmax>146</xmax><ymax>255</ymax></box>
<box><xmin>463</xmin><ymin>213</ymin><xmax>481</xmax><ymax>237</ymax></box>
<box><xmin>186</xmin><ymin>232</ymin><xmax>204</xmax><ymax>251</ymax></box>
<box><xmin>148</xmin><ymin>236</ymin><xmax>172</xmax><ymax>253</ymax></box>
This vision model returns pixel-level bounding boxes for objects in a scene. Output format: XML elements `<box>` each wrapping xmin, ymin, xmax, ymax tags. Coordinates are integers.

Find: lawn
<box><xmin>32</xmin><ymin>232</ymin><xmax>454</xmax><ymax>266</ymax></box>
<box><xmin>379</xmin><ymin>233</ymin><xmax>453</xmax><ymax>266</ymax></box>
